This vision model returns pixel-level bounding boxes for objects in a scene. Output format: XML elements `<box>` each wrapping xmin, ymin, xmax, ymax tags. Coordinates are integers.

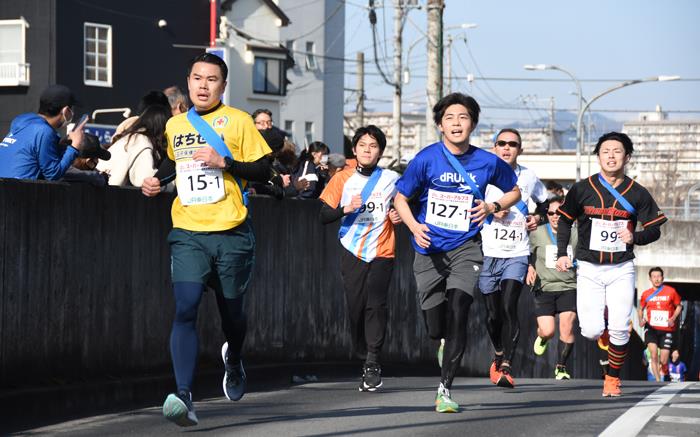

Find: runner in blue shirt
<box><xmin>394</xmin><ymin>93</ymin><xmax>521</xmax><ymax>413</ymax></box>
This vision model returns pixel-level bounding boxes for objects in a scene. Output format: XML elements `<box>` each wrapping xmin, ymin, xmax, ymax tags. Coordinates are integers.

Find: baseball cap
<box><xmin>79</xmin><ymin>133</ymin><xmax>111</xmax><ymax>161</ymax></box>
<box><xmin>40</xmin><ymin>84</ymin><xmax>78</xmax><ymax>109</ymax></box>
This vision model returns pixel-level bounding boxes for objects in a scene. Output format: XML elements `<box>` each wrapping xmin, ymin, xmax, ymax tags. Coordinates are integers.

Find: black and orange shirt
<box><xmin>557</xmin><ymin>174</ymin><xmax>667</xmax><ymax>265</ymax></box>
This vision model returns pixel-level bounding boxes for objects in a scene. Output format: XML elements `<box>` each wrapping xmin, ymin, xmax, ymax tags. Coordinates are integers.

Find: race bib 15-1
<box><xmin>425</xmin><ymin>189</ymin><xmax>473</xmax><ymax>232</ymax></box>
<box><xmin>176</xmin><ymin>161</ymin><xmax>226</xmax><ymax>206</ymax></box>
<box><xmin>589</xmin><ymin>219</ymin><xmax>628</xmax><ymax>252</ymax></box>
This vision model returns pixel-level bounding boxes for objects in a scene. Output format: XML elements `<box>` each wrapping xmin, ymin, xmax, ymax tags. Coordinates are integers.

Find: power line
<box><xmin>345</xmin><ymin>71</ymin><xmax>700</xmax><ymax>82</ymax></box>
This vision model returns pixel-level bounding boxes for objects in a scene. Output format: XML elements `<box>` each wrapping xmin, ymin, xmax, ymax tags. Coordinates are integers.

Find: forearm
<box><xmin>226</xmin><ymin>157</ymin><xmax>271</xmax><ymax>183</ymax></box>
<box><xmin>154</xmin><ymin>157</ymin><xmax>176</xmax><ymax>185</ymax></box>
<box><xmin>394</xmin><ymin>193</ymin><xmax>420</xmax><ymax>232</ymax></box>
<box><xmin>496</xmin><ymin>186</ymin><xmax>522</xmax><ymax>211</ymax></box>
<box><xmin>633</xmin><ymin>225</ymin><xmax>662</xmax><ymax>246</ymax></box>
<box><xmin>556</xmin><ymin>219</ymin><xmax>573</xmax><ymax>258</ymax></box>
<box><xmin>319</xmin><ymin>202</ymin><xmax>345</xmax><ymax>224</ymax></box>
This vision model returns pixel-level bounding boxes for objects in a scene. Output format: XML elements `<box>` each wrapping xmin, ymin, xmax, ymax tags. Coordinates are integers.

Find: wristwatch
<box><xmin>223</xmin><ymin>156</ymin><xmax>234</xmax><ymax>171</ymax></box>
<box><xmin>492</xmin><ymin>201</ymin><xmax>502</xmax><ymax>213</ymax></box>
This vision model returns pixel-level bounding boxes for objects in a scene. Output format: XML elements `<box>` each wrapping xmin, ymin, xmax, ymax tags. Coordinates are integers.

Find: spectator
<box><xmin>0</xmin><ymin>84</ymin><xmax>87</xmax><ymax>180</ymax></box>
<box><xmin>252</xmin><ymin>108</ymin><xmax>273</xmax><ymax>130</ymax></box>
<box><xmin>62</xmin><ymin>133</ymin><xmax>111</xmax><ymax>186</ymax></box>
<box><xmin>97</xmin><ymin>104</ymin><xmax>170</xmax><ymax>187</ymax></box>
<box><xmin>545</xmin><ymin>180</ymin><xmax>565</xmax><ymax>199</ymax></box>
<box><xmin>249</xmin><ymin>127</ymin><xmax>288</xmax><ymax>198</ymax></box>
<box><xmin>327</xmin><ymin>153</ymin><xmax>346</xmax><ymax>178</ymax></box>
<box><xmin>164</xmin><ymin>86</ymin><xmax>190</xmax><ymax>116</ymax></box>
<box><xmin>115</xmin><ymin>90</ymin><xmax>170</xmax><ymax>135</ymax></box>
<box><xmin>668</xmin><ymin>349</ymin><xmax>687</xmax><ymax>382</ymax></box>
<box><xmin>293</xmin><ymin>141</ymin><xmax>330</xmax><ymax>199</ymax></box>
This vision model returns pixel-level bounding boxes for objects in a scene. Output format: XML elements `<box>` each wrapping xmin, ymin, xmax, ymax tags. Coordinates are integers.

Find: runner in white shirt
<box><xmin>479</xmin><ymin>128</ymin><xmax>547</xmax><ymax>388</ymax></box>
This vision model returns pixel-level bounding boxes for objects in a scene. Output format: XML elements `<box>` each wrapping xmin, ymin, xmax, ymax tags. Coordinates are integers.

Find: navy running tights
<box><xmin>423</xmin><ymin>289</ymin><xmax>473</xmax><ymax>389</ymax></box>
<box><xmin>484</xmin><ymin>279</ymin><xmax>523</xmax><ymax>364</ymax></box>
<box><xmin>170</xmin><ymin>282</ymin><xmax>246</xmax><ymax>392</ymax></box>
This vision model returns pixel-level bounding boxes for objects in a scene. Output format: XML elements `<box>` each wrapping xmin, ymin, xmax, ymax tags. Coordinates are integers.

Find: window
<box><xmin>284</xmin><ymin>120</ymin><xmax>294</xmax><ymax>140</ymax></box>
<box><xmin>84</xmin><ymin>22</ymin><xmax>112</xmax><ymax>87</ymax></box>
<box><xmin>253</xmin><ymin>57</ymin><xmax>285</xmax><ymax>96</ymax></box>
<box><xmin>0</xmin><ymin>18</ymin><xmax>30</xmax><ymax>86</ymax></box>
<box><xmin>305</xmin><ymin>41</ymin><xmax>317</xmax><ymax>70</ymax></box>
<box><xmin>285</xmin><ymin>40</ymin><xmax>295</xmax><ymax>62</ymax></box>
<box><xmin>304</xmin><ymin>121</ymin><xmax>314</xmax><ymax>147</ymax></box>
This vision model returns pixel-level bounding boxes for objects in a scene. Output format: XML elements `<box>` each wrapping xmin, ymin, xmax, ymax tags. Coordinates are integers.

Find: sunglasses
<box><xmin>495</xmin><ymin>140</ymin><xmax>520</xmax><ymax>148</ymax></box>
<box><xmin>547</xmin><ymin>211</ymin><xmax>560</xmax><ymax>216</ymax></box>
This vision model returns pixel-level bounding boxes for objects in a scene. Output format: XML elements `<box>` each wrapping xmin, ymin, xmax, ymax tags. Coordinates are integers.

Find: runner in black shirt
<box><xmin>555</xmin><ymin>131</ymin><xmax>667</xmax><ymax>397</ymax></box>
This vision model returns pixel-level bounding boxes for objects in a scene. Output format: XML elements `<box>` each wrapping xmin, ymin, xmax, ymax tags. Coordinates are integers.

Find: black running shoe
<box><xmin>221</xmin><ymin>342</ymin><xmax>247</xmax><ymax>401</ymax></box>
<box><xmin>359</xmin><ymin>362</ymin><xmax>382</xmax><ymax>392</ymax></box>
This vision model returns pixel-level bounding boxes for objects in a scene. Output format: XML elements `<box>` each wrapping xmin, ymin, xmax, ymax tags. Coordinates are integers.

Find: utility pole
<box><xmin>426</xmin><ymin>0</ymin><xmax>444</xmax><ymax>144</ymax></box>
<box><xmin>392</xmin><ymin>0</ymin><xmax>404</xmax><ymax>164</ymax></box>
<box><xmin>548</xmin><ymin>96</ymin><xmax>555</xmax><ymax>152</ymax></box>
<box><xmin>357</xmin><ymin>51</ymin><xmax>365</xmax><ymax>127</ymax></box>
<box><xmin>445</xmin><ymin>34</ymin><xmax>453</xmax><ymax>95</ymax></box>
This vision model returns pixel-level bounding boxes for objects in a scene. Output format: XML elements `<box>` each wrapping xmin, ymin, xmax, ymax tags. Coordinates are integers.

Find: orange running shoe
<box><xmin>489</xmin><ymin>359</ymin><xmax>502</xmax><ymax>385</ymax></box>
<box><xmin>602</xmin><ymin>375</ymin><xmax>622</xmax><ymax>397</ymax></box>
<box><xmin>497</xmin><ymin>366</ymin><xmax>515</xmax><ymax>389</ymax></box>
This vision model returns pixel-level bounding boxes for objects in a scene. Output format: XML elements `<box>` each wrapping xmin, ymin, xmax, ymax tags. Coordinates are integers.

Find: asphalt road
<box><xmin>14</xmin><ymin>377</ymin><xmax>700</xmax><ymax>437</ymax></box>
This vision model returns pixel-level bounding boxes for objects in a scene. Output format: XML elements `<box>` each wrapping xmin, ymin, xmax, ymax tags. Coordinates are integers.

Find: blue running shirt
<box><xmin>396</xmin><ymin>142</ymin><xmax>517</xmax><ymax>254</ymax></box>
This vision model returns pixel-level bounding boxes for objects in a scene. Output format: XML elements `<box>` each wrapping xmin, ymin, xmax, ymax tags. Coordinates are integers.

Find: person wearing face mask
<box><xmin>293</xmin><ymin>140</ymin><xmax>330</xmax><ymax>199</ymax></box>
<box><xmin>0</xmin><ymin>84</ymin><xmax>87</xmax><ymax>180</ymax></box>
<box><xmin>555</xmin><ymin>131</ymin><xmax>668</xmax><ymax>397</ymax></box>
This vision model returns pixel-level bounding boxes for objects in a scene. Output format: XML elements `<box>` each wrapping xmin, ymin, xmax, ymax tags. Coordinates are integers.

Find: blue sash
<box><xmin>338</xmin><ymin>167</ymin><xmax>383</xmax><ymax>239</ymax></box>
<box><xmin>186</xmin><ymin>107</ymin><xmax>248</xmax><ymax>206</ymax></box>
<box><xmin>440</xmin><ymin>143</ymin><xmax>489</xmax><ymax>224</ymax></box>
<box><xmin>644</xmin><ymin>285</ymin><xmax>665</xmax><ymax>304</ymax></box>
<box><xmin>597</xmin><ymin>174</ymin><xmax>636</xmax><ymax>216</ymax></box>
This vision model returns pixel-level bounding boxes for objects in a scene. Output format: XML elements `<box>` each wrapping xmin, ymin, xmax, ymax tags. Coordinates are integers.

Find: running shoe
<box><xmin>602</xmin><ymin>374</ymin><xmax>622</xmax><ymax>397</ymax></box>
<box><xmin>497</xmin><ymin>365</ymin><xmax>515</xmax><ymax>388</ymax></box>
<box><xmin>554</xmin><ymin>365</ymin><xmax>571</xmax><ymax>380</ymax></box>
<box><xmin>437</xmin><ymin>338</ymin><xmax>445</xmax><ymax>368</ymax></box>
<box><xmin>533</xmin><ymin>336</ymin><xmax>548</xmax><ymax>356</ymax></box>
<box><xmin>163</xmin><ymin>390</ymin><xmax>198</xmax><ymax>427</ymax></box>
<box><xmin>489</xmin><ymin>358</ymin><xmax>502</xmax><ymax>385</ymax></box>
<box><xmin>435</xmin><ymin>383</ymin><xmax>459</xmax><ymax>413</ymax></box>
<box><xmin>359</xmin><ymin>362</ymin><xmax>383</xmax><ymax>392</ymax></box>
<box><xmin>221</xmin><ymin>342</ymin><xmax>247</xmax><ymax>401</ymax></box>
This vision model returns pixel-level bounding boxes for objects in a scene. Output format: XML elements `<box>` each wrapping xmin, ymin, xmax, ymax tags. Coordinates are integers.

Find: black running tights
<box><xmin>484</xmin><ymin>279</ymin><xmax>522</xmax><ymax>364</ymax></box>
<box><xmin>422</xmin><ymin>289</ymin><xmax>474</xmax><ymax>389</ymax></box>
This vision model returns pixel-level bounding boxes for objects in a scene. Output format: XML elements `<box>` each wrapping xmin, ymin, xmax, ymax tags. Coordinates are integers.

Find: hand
<box><xmin>526</xmin><ymin>265</ymin><xmax>537</xmax><ymax>286</ymax></box>
<box><xmin>388</xmin><ymin>207</ymin><xmax>402</xmax><ymax>225</ymax></box>
<box><xmin>493</xmin><ymin>210</ymin><xmax>509</xmax><ymax>220</ymax></box>
<box><xmin>192</xmin><ymin>146</ymin><xmax>225</xmax><ymax>168</ymax></box>
<box><xmin>555</xmin><ymin>256</ymin><xmax>573</xmax><ymax>272</ymax></box>
<box><xmin>639</xmin><ymin>314</ymin><xmax>647</xmax><ymax>327</ymax></box>
<box><xmin>410</xmin><ymin>223</ymin><xmax>431</xmax><ymax>249</ymax></box>
<box><xmin>294</xmin><ymin>177</ymin><xmax>310</xmax><ymax>191</ymax></box>
<box><xmin>281</xmin><ymin>174</ymin><xmax>291</xmax><ymax>188</ymax></box>
<box><xmin>468</xmin><ymin>199</ymin><xmax>493</xmax><ymax>226</ymax></box>
<box><xmin>526</xmin><ymin>215</ymin><xmax>539</xmax><ymax>232</ymax></box>
<box><xmin>618</xmin><ymin>228</ymin><xmax>633</xmax><ymax>244</ymax></box>
<box><xmin>141</xmin><ymin>177</ymin><xmax>161</xmax><ymax>197</ymax></box>
<box><xmin>343</xmin><ymin>194</ymin><xmax>363</xmax><ymax>214</ymax></box>
<box><xmin>67</xmin><ymin>123</ymin><xmax>86</xmax><ymax>151</ymax></box>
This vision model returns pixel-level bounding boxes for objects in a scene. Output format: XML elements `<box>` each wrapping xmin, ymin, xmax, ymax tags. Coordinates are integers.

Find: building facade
<box><xmin>279</xmin><ymin>0</ymin><xmax>344</xmax><ymax>152</ymax></box>
<box><xmin>0</xmin><ymin>0</ymin><xmax>210</xmax><ymax>134</ymax></box>
<box><xmin>623</xmin><ymin>108</ymin><xmax>700</xmax><ymax>210</ymax></box>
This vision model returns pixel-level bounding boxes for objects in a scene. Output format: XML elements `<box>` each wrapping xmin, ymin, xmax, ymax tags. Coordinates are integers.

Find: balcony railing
<box><xmin>0</xmin><ymin>62</ymin><xmax>30</xmax><ymax>86</ymax></box>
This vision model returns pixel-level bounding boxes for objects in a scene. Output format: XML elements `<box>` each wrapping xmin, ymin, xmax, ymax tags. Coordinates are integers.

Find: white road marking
<box><xmin>655</xmin><ymin>415</ymin><xmax>700</xmax><ymax>425</ymax></box>
<box><xmin>669</xmin><ymin>403</ymin><xmax>700</xmax><ymax>410</ymax></box>
<box><xmin>598</xmin><ymin>382</ymin><xmax>692</xmax><ymax>437</ymax></box>
<box><xmin>680</xmin><ymin>393</ymin><xmax>700</xmax><ymax>398</ymax></box>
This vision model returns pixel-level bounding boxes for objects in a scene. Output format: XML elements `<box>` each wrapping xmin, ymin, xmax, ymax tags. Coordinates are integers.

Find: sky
<box><xmin>343</xmin><ymin>0</ymin><xmax>700</xmax><ymax>132</ymax></box>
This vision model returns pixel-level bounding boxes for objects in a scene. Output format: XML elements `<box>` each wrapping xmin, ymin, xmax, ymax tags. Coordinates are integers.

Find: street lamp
<box><xmin>524</xmin><ymin>64</ymin><xmax>583</xmax><ymax>177</ymax></box>
<box><xmin>575</xmin><ymin>75</ymin><xmax>680</xmax><ymax>180</ymax></box>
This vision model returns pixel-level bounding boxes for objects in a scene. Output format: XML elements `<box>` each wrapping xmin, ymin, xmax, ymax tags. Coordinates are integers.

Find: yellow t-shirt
<box><xmin>166</xmin><ymin>103</ymin><xmax>271</xmax><ymax>231</ymax></box>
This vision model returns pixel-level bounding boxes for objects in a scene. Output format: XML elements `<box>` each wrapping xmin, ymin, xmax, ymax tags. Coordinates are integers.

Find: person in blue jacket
<box><xmin>0</xmin><ymin>84</ymin><xmax>87</xmax><ymax>180</ymax></box>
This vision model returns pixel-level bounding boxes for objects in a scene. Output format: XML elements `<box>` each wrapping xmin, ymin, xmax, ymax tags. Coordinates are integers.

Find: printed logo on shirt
<box><xmin>0</xmin><ymin>133</ymin><xmax>14</xmax><ymax>147</ymax></box>
<box><xmin>432</xmin><ymin>172</ymin><xmax>480</xmax><ymax>193</ymax></box>
<box><xmin>212</xmin><ymin>116</ymin><xmax>229</xmax><ymax>128</ymax></box>
<box><xmin>583</xmin><ymin>206</ymin><xmax>632</xmax><ymax>219</ymax></box>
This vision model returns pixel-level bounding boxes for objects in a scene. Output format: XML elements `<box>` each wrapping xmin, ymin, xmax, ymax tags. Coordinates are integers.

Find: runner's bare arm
<box><xmin>394</xmin><ymin>192</ymin><xmax>431</xmax><ymax>249</ymax></box>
